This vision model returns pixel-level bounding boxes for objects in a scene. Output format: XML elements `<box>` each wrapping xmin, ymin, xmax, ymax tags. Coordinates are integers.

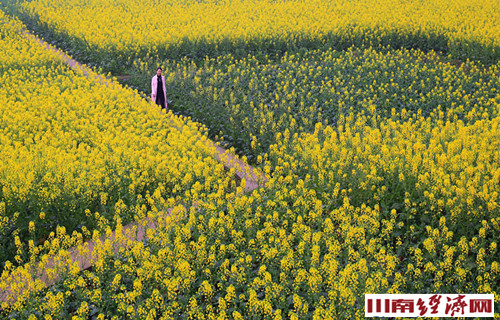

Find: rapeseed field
<box><xmin>1</xmin><ymin>0</ymin><xmax>499</xmax><ymax>318</ymax></box>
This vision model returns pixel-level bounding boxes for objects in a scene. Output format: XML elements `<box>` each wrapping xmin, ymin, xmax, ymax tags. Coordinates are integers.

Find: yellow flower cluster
<box><xmin>0</xmin><ymin>13</ymin><xmax>58</xmax><ymax>67</ymax></box>
<box><xmin>0</xmin><ymin>10</ymin><xmax>231</xmax><ymax>273</ymax></box>
<box><xmin>7</xmin><ymin>0</ymin><xmax>500</xmax><ymax>63</ymax></box>
<box><xmin>258</xmin><ymin>110</ymin><xmax>500</xmax><ymax>315</ymax></box>
<box><xmin>278</xmin><ymin>112</ymin><xmax>500</xmax><ymax>227</ymax></box>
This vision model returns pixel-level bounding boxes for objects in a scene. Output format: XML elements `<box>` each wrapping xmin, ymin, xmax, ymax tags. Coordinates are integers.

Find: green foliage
<box><xmin>130</xmin><ymin>48</ymin><xmax>500</xmax><ymax>161</ymax></box>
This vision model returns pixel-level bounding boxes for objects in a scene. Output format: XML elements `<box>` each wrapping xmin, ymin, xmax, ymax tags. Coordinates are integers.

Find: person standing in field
<box><xmin>152</xmin><ymin>67</ymin><xmax>167</xmax><ymax>111</ymax></box>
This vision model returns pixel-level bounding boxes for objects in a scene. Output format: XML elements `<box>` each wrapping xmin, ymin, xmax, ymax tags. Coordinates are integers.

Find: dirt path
<box><xmin>1</xmin><ymin>31</ymin><xmax>267</xmax><ymax>308</ymax></box>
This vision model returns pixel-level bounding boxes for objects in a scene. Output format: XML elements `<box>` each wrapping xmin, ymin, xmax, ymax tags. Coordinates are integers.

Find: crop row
<box><xmin>127</xmin><ymin>47</ymin><xmax>500</xmax><ymax>160</ymax></box>
<box><xmin>2</xmin><ymin>0</ymin><xmax>499</xmax><ymax>72</ymax></box>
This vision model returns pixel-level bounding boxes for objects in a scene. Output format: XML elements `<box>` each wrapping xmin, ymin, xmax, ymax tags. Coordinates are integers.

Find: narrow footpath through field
<box><xmin>1</xmin><ymin>30</ymin><xmax>267</xmax><ymax>307</ymax></box>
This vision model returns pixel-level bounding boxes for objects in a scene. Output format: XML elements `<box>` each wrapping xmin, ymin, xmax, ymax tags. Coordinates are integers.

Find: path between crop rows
<box><xmin>1</xmin><ymin>31</ymin><xmax>267</xmax><ymax>307</ymax></box>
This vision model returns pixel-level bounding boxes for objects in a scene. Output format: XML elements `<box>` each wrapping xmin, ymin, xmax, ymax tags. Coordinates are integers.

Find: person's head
<box><xmin>156</xmin><ymin>67</ymin><xmax>162</xmax><ymax>76</ymax></box>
